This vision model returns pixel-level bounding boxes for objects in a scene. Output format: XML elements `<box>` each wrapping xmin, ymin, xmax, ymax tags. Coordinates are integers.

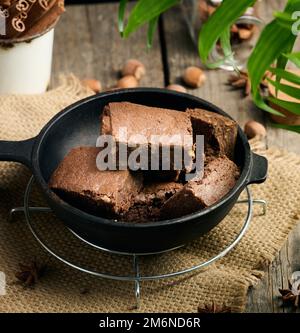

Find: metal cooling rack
<box><xmin>9</xmin><ymin>176</ymin><xmax>266</xmax><ymax>309</ymax></box>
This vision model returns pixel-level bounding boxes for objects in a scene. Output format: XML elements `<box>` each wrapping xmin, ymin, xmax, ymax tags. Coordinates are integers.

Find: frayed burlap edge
<box><xmin>52</xmin><ymin>74</ymin><xmax>94</xmax><ymax>97</ymax></box>
<box><xmin>228</xmin><ymin>138</ymin><xmax>300</xmax><ymax>312</ymax></box>
<box><xmin>0</xmin><ymin>81</ymin><xmax>300</xmax><ymax>313</ymax></box>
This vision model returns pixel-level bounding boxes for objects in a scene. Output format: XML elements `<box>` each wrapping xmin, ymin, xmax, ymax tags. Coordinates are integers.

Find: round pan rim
<box><xmin>32</xmin><ymin>88</ymin><xmax>252</xmax><ymax>229</ymax></box>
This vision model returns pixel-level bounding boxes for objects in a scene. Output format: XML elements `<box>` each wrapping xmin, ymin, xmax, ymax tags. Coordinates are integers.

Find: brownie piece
<box><xmin>100</xmin><ymin>102</ymin><xmax>194</xmax><ymax>172</ymax></box>
<box><xmin>49</xmin><ymin>147</ymin><xmax>143</xmax><ymax>218</ymax></box>
<box><xmin>143</xmin><ymin>170</ymin><xmax>181</xmax><ymax>182</ymax></box>
<box><xmin>136</xmin><ymin>181</ymin><xmax>183</xmax><ymax>206</ymax></box>
<box><xmin>121</xmin><ymin>205</ymin><xmax>160</xmax><ymax>223</ymax></box>
<box><xmin>187</xmin><ymin>108</ymin><xmax>238</xmax><ymax>160</ymax></box>
<box><xmin>160</xmin><ymin>156</ymin><xmax>240</xmax><ymax>219</ymax></box>
<box><xmin>121</xmin><ymin>181</ymin><xmax>183</xmax><ymax>222</ymax></box>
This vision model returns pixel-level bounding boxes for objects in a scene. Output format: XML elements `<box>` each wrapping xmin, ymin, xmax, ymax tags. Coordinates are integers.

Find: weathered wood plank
<box><xmin>51</xmin><ymin>5</ymin><xmax>95</xmax><ymax>84</ymax></box>
<box><xmin>246</xmin><ymin>266</ymin><xmax>274</xmax><ymax>313</ymax></box>
<box><xmin>247</xmin><ymin>0</ymin><xmax>300</xmax><ymax>314</ymax></box>
<box><xmin>247</xmin><ymin>231</ymin><xmax>300</xmax><ymax>314</ymax></box>
<box><xmin>162</xmin><ymin>6</ymin><xmax>265</xmax><ymax>129</ymax></box>
<box><xmin>163</xmin><ymin>0</ymin><xmax>300</xmax><ymax>313</ymax></box>
<box><xmin>52</xmin><ymin>3</ymin><xmax>164</xmax><ymax>88</ymax></box>
<box><xmin>51</xmin><ymin>1</ymin><xmax>299</xmax><ymax>313</ymax></box>
<box><xmin>163</xmin><ymin>5</ymin><xmax>267</xmax><ymax>313</ymax></box>
<box><xmin>285</xmin><ymin>222</ymin><xmax>300</xmax><ymax>313</ymax></box>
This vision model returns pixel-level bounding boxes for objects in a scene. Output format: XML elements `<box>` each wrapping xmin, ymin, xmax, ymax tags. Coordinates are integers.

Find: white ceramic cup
<box><xmin>0</xmin><ymin>26</ymin><xmax>55</xmax><ymax>94</ymax></box>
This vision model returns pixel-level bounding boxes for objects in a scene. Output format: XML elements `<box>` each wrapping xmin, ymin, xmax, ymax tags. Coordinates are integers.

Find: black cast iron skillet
<box><xmin>0</xmin><ymin>88</ymin><xmax>268</xmax><ymax>254</ymax></box>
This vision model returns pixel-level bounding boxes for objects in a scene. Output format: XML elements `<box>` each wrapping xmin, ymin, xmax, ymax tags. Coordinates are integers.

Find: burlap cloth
<box><xmin>0</xmin><ymin>76</ymin><xmax>300</xmax><ymax>313</ymax></box>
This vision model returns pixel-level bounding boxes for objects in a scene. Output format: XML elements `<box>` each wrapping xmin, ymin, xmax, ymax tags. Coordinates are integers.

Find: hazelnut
<box><xmin>244</xmin><ymin>120</ymin><xmax>266</xmax><ymax>139</ymax></box>
<box><xmin>105</xmin><ymin>86</ymin><xmax>120</xmax><ymax>92</ymax></box>
<box><xmin>122</xmin><ymin>59</ymin><xmax>146</xmax><ymax>80</ymax></box>
<box><xmin>166</xmin><ymin>84</ymin><xmax>187</xmax><ymax>93</ymax></box>
<box><xmin>117</xmin><ymin>75</ymin><xmax>138</xmax><ymax>89</ymax></box>
<box><xmin>207</xmin><ymin>5</ymin><xmax>216</xmax><ymax>16</ymax></box>
<box><xmin>238</xmin><ymin>28</ymin><xmax>253</xmax><ymax>40</ymax></box>
<box><xmin>82</xmin><ymin>79</ymin><xmax>102</xmax><ymax>93</ymax></box>
<box><xmin>183</xmin><ymin>66</ymin><xmax>206</xmax><ymax>88</ymax></box>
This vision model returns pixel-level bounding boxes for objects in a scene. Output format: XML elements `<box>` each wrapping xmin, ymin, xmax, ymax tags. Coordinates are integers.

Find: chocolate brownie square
<box><xmin>49</xmin><ymin>147</ymin><xmax>143</xmax><ymax>218</ymax></box>
<box><xmin>122</xmin><ymin>181</ymin><xmax>183</xmax><ymax>222</ymax></box>
<box><xmin>100</xmin><ymin>102</ymin><xmax>194</xmax><ymax>172</ymax></box>
<box><xmin>160</xmin><ymin>156</ymin><xmax>240</xmax><ymax>219</ymax></box>
<box><xmin>187</xmin><ymin>108</ymin><xmax>238</xmax><ymax>160</ymax></box>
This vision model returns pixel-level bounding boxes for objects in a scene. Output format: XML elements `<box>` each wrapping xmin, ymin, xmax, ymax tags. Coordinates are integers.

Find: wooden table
<box><xmin>52</xmin><ymin>0</ymin><xmax>300</xmax><ymax>313</ymax></box>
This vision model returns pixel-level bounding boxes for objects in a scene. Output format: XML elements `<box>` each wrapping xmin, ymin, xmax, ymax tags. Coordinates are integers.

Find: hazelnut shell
<box><xmin>81</xmin><ymin>79</ymin><xmax>102</xmax><ymax>93</ymax></box>
<box><xmin>117</xmin><ymin>75</ymin><xmax>138</xmax><ymax>89</ymax></box>
<box><xmin>122</xmin><ymin>59</ymin><xmax>146</xmax><ymax>80</ymax></box>
<box><xmin>183</xmin><ymin>66</ymin><xmax>206</xmax><ymax>88</ymax></box>
<box><xmin>244</xmin><ymin>120</ymin><xmax>266</xmax><ymax>139</ymax></box>
<box><xmin>166</xmin><ymin>84</ymin><xmax>187</xmax><ymax>93</ymax></box>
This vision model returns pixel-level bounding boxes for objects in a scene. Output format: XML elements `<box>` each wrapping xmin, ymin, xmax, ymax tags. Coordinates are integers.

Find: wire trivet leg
<box><xmin>133</xmin><ymin>255</ymin><xmax>141</xmax><ymax>310</ymax></box>
<box><xmin>253</xmin><ymin>200</ymin><xmax>267</xmax><ymax>215</ymax></box>
<box><xmin>8</xmin><ymin>207</ymin><xmax>52</xmax><ymax>222</ymax></box>
<box><xmin>237</xmin><ymin>199</ymin><xmax>266</xmax><ymax>216</ymax></box>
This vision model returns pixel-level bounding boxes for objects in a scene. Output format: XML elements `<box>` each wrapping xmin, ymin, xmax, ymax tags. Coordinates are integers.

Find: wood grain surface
<box><xmin>52</xmin><ymin>0</ymin><xmax>300</xmax><ymax>313</ymax></box>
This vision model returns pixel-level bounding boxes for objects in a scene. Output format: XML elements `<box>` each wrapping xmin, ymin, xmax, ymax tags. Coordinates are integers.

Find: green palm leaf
<box><xmin>118</xmin><ymin>0</ymin><xmax>300</xmax><ymax>134</ymax></box>
<box><xmin>118</xmin><ymin>0</ymin><xmax>128</xmax><ymax>36</ymax></box>
<box><xmin>122</xmin><ymin>0</ymin><xmax>180</xmax><ymax>38</ymax></box>
<box><xmin>268</xmin><ymin>96</ymin><xmax>300</xmax><ymax>116</ymax></box>
<box><xmin>206</xmin><ymin>27</ymin><xmax>237</xmax><ymax>69</ymax></box>
<box><xmin>248</xmin><ymin>20</ymin><xmax>293</xmax><ymax>99</ymax></box>
<box><xmin>267</xmin><ymin>78</ymin><xmax>300</xmax><ymax>100</ymax></box>
<box><xmin>252</xmin><ymin>93</ymin><xmax>285</xmax><ymax>116</ymax></box>
<box><xmin>269</xmin><ymin>68</ymin><xmax>300</xmax><ymax>86</ymax></box>
<box><xmin>198</xmin><ymin>0</ymin><xmax>255</xmax><ymax>64</ymax></box>
<box><xmin>284</xmin><ymin>52</ymin><xmax>300</xmax><ymax>67</ymax></box>
<box><xmin>247</xmin><ymin>0</ymin><xmax>300</xmax><ymax>120</ymax></box>
<box><xmin>271</xmin><ymin>123</ymin><xmax>300</xmax><ymax>133</ymax></box>
<box><xmin>275</xmin><ymin>37</ymin><xmax>296</xmax><ymax>95</ymax></box>
<box><xmin>147</xmin><ymin>16</ymin><xmax>159</xmax><ymax>48</ymax></box>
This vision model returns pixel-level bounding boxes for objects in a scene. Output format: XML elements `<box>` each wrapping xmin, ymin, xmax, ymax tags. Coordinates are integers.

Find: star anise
<box><xmin>198</xmin><ymin>301</ymin><xmax>231</xmax><ymax>313</ymax></box>
<box><xmin>228</xmin><ymin>70</ymin><xmax>251</xmax><ymax>96</ymax></box>
<box><xmin>15</xmin><ymin>260</ymin><xmax>46</xmax><ymax>287</ymax></box>
<box><xmin>279</xmin><ymin>280</ymin><xmax>300</xmax><ymax>308</ymax></box>
<box><xmin>227</xmin><ymin>70</ymin><xmax>272</xmax><ymax>97</ymax></box>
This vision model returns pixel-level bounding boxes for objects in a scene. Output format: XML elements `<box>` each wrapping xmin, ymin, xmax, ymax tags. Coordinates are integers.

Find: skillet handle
<box><xmin>0</xmin><ymin>138</ymin><xmax>35</xmax><ymax>169</ymax></box>
<box><xmin>247</xmin><ymin>152</ymin><xmax>268</xmax><ymax>185</ymax></box>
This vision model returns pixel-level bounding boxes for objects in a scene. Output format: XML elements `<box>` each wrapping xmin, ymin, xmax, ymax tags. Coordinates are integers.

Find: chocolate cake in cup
<box><xmin>0</xmin><ymin>0</ymin><xmax>65</xmax><ymax>94</ymax></box>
